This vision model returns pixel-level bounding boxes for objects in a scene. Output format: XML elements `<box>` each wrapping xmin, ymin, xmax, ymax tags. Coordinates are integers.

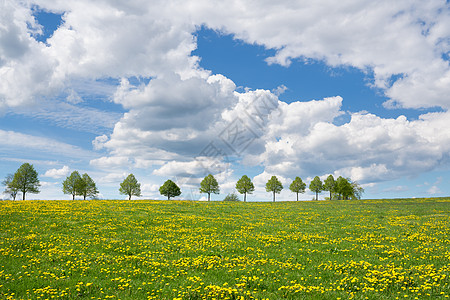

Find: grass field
<box><xmin>1</xmin><ymin>198</ymin><xmax>449</xmax><ymax>299</ymax></box>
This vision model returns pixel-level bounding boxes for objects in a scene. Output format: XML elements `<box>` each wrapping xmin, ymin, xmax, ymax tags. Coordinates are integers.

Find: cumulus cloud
<box><xmin>188</xmin><ymin>0</ymin><xmax>450</xmax><ymax>109</ymax></box>
<box><xmin>2</xmin><ymin>0</ymin><xmax>450</xmax><ymax>197</ymax></box>
<box><xmin>3</xmin><ymin>0</ymin><xmax>448</xmax><ymax>112</ymax></box>
<box><xmin>256</xmin><ymin>99</ymin><xmax>450</xmax><ymax>184</ymax></box>
<box><xmin>1</xmin><ymin>0</ymin><xmax>199</xmax><ymax>113</ymax></box>
<box><xmin>44</xmin><ymin>165</ymin><xmax>70</xmax><ymax>178</ymax></box>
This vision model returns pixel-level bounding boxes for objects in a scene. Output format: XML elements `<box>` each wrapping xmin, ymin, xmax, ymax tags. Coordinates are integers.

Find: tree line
<box><xmin>2</xmin><ymin>163</ymin><xmax>363</xmax><ymax>201</ymax></box>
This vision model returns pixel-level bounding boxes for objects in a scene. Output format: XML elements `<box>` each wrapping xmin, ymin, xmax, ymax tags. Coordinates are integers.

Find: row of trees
<box><xmin>236</xmin><ymin>174</ymin><xmax>362</xmax><ymax>202</ymax></box>
<box><xmin>158</xmin><ymin>173</ymin><xmax>363</xmax><ymax>202</ymax></box>
<box><xmin>2</xmin><ymin>163</ymin><xmax>363</xmax><ymax>201</ymax></box>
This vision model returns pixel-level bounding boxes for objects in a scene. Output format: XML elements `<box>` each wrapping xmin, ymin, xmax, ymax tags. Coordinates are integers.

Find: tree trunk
<box><xmin>273</xmin><ymin>191</ymin><xmax>275</xmax><ymax>202</ymax></box>
<box><xmin>296</xmin><ymin>193</ymin><xmax>299</xmax><ymax>201</ymax></box>
<box><xmin>316</xmin><ymin>191</ymin><xmax>318</xmax><ymax>201</ymax></box>
<box><xmin>244</xmin><ymin>193</ymin><xmax>247</xmax><ymax>202</ymax></box>
<box><xmin>208</xmin><ymin>193</ymin><xmax>210</xmax><ymax>201</ymax></box>
<box><xmin>23</xmin><ymin>191</ymin><xmax>26</xmax><ymax>200</ymax></box>
<box><xmin>83</xmin><ymin>194</ymin><xmax>87</xmax><ymax>200</ymax></box>
<box><xmin>73</xmin><ymin>194</ymin><xmax>75</xmax><ymax>200</ymax></box>
<box><xmin>129</xmin><ymin>194</ymin><xmax>131</xmax><ymax>200</ymax></box>
<box><xmin>329</xmin><ymin>191</ymin><xmax>332</xmax><ymax>200</ymax></box>
<box><xmin>168</xmin><ymin>196</ymin><xmax>170</xmax><ymax>200</ymax></box>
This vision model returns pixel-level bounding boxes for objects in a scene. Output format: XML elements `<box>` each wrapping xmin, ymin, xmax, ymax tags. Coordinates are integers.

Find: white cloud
<box><xmin>44</xmin><ymin>165</ymin><xmax>70</xmax><ymax>178</ymax></box>
<box><xmin>92</xmin><ymin>135</ymin><xmax>108</xmax><ymax>150</ymax></box>
<box><xmin>2</xmin><ymin>0</ymin><xmax>450</xmax><ymax>199</ymax></box>
<box><xmin>97</xmin><ymin>172</ymin><xmax>128</xmax><ymax>184</ymax></box>
<box><xmin>428</xmin><ymin>185</ymin><xmax>441</xmax><ymax>195</ymax></box>
<box><xmin>189</xmin><ymin>0</ymin><xmax>450</xmax><ymax>109</ymax></box>
<box><xmin>256</xmin><ymin>100</ymin><xmax>450</xmax><ymax>184</ymax></box>
<box><xmin>3</xmin><ymin>1</ymin><xmax>448</xmax><ymax>112</ymax></box>
<box><xmin>90</xmin><ymin>156</ymin><xmax>130</xmax><ymax>169</ymax></box>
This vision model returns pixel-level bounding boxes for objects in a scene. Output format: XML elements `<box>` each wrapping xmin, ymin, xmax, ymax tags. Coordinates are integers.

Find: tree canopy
<box><xmin>235</xmin><ymin>175</ymin><xmax>255</xmax><ymax>202</ymax></box>
<box><xmin>2</xmin><ymin>174</ymin><xmax>19</xmax><ymax>200</ymax></box>
<box><xmin>159</xmin><ymin>179</ymin><xmax>181</xmax><ymax>200</ymax></box>
<box><xmin>80</xmin><ymin>173</ymin><xmax>99</xmax><ymax>200</ymax></box>
<box><xmin>289</xmin><ymin>177</ymin><xmax>306</xmax><ymax>201</ymax></box>
<box><xmin>119</xmin><ymin>174</ymin><xmax>141</xmax><ymax>200</ymax></box>
<box><xmin>323</xmin><ymin>175</ymin><xmax>336</xmax><ymax>200</ymax></box>
<box><xmin>334</xmin><ymin>176</ymin><xmax>364</xmax><ymax>200</ymax></box>
<box><xmin>266</xmin><ymin>176</ymin><xmax>283</xmax><ymax>202</ymax></box>
<box><xmin>199</xmin><ymin>174</ymin><xmax>220</xmax><ymax>201</ymax></box>
<box><xmin>13</xmin><ymin>163</ymin><xmax>40</xmax><ymax>200</ymax></box>
<box><xmin>62</xmin><ymin>171</ymin><xmax>83</xmax><ymax>200</ymax></box>
<box><xmin>309</xmin><ymin>176</ymin><xmax>323</xmax><ymax>200</ymax></box>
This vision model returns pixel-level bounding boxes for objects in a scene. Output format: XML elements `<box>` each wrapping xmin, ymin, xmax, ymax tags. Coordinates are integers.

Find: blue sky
<box><xmin>1</xmin><ymin>1</ymin><xmax>449</xmax><ymax>200</ymax></box>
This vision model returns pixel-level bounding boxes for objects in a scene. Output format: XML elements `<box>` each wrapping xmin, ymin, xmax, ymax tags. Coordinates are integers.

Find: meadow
<box><xmin>0</xmin><ymin>198</ymin><xmax>449</xmax><ymax>300</ymax></box>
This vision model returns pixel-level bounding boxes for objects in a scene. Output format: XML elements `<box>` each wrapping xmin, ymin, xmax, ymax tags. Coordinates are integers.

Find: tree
<box><xmin>335</xmin><ymin>176</ymin><xmax>353</xmax><ymax>200</ymax></box>
<box><xmin>199</xmin><ymin>174</ymin><xmax>220</xmax><ymax>201</ymax></box>
<box><xmin>159</xmin><ymin>179</ymin><xmax>181</xmax><ymax>200</ymax></box>
<box><xmin>62</xmin><ymin>171</ymin><xmax>83</xmax><ymax>200</ymax></box>
<box><xmin>223</xmin><ymin>193</ymin><xmax>240</xmax><ymax>201</ymax></box>
<box><xmin>2</xmin><ymin>174</ymin><xmax>19</xmax><ymax>200</ymax></box>
<box><xmin>289</xmin><ymin>177</ymin><xmax>306</xmax><ymax>201</ymax></box>
<box><xmin>119</xmin><ymin>174</ymin><xmax>141</xmax><ymax>200</ymax></box>
<box><xmin>266</xmin><ymin>176</ymin><xmax>283</xmax><ymax>202</ymax></box>
<box><xmin>351</xmin><ymin>180</ymin><xmax>364</xmax><ymax>200</ymax></box>
<box><xmin>334</xmin><ymin>177</ymin><xmax>365</xmax><ymax>200</ymax></box>
<box><xmin>80</xmin><ymin>173</ymin><xmax>99</xmax><ymax>200</ymax></box>
<box><xmin>309</xmin><ymin>176</ymin><xmax>323</xmax><ymax>201</ymax></box>
<box><xmin>235</xmin><ymin>175</ymin><xmax>255</xmax><ymax>202</ymax></box>
<box><xmin>13</xmin><ymin>163</ymin><xmax>40</xmax><ymax>200</ymax></box>
<box><xmin>323</xmin><ymin>175</ymin><xmax>336</xmax><ymax>200</ymax></box>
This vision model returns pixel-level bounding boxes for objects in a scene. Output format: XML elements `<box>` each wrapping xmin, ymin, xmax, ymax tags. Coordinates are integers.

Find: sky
<box><xmin>1</xmin><ymin>0</ymin><xmax>450</xmax><ymax>201</ymax></box>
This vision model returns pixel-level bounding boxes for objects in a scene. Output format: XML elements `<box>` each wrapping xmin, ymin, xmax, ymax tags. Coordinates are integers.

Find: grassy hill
<box><xmin>1</xmin><ymin>198</ymin><xmax>449</xmax><ymax>299</ymax></box>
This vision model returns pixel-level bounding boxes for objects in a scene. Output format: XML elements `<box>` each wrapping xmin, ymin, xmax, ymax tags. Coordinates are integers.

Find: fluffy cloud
<box><xmin>188</xmin><ymin>0</ymin><xmax>450</xmax><ymax>109</ymax></box>
<box><xmin>3</xmin><ymin>0</ymin><xmax>448</xmax><ymax>112</ymax></box>
<box><xmin>256</xmin><ymin>99</ymin><xmax>450</xmax><ymax>183</ymax></box>
<box><xmin>1</xmin><ymin>0</ymin><xmax>199</xmax><ymax>112</ymax></box>
<box><xmin>44</xmin><ymin>165</ymin><xmax>70</xmax><ymax>178</ymax></box>
<box><xmin>2</xmin><ymin>0</ymin><xmax>450</xmax><ymax>197</ymax></box>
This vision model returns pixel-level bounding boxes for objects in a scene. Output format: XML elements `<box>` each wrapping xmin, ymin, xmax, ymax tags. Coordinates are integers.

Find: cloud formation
<box><xmin>257</xmin><ymin>99</ymin><xmax>450</xmax><ymax>184</ymax></box>
<box><xmin>1</xmin><ymin>0</ymin><xmax>449</xmax><ymax>197</ymax></box>
<box><xmin>44</xmin><ymin>165</ymin><xmax>70</xmax><ymax>178</ymax></box>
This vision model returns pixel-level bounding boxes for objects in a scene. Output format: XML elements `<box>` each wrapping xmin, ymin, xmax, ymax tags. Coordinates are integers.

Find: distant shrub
<box><xmin>223</xmin><ymin>193</ymin><xmax>240</xmax><ymax>202</ymax></box>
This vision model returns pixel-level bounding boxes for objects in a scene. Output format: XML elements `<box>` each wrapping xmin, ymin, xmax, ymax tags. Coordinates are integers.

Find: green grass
<box><xmin>1</xmin><ymin>198</ymin><xmax>450</xmax><ymax>299</ymax></box>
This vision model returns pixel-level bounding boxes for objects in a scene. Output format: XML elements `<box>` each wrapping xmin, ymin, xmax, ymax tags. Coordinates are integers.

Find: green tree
<box><xmin>289</xmin><ymin>176</ymin><xmax>306</xmax><ymax>201</ymax></box>
<box><xmin>159</xmin><ymin>179</ymin><xmax>181</xmax><ymax>200</ymax></box>
<box><xmin>323</xmin><ymin>175</ymin><xmax>336</xmax><ymax>200</ymax></box>
<box><xmin>335</xmin><ymin>176</ymin><xmax>353</xmax><ymax>200</ymax></box>
<box><xmin>309</xmin><ymin>176</ymin><xmax>323</xmax><ymax>201</ymax></box>
<box><xmin>223</xmin><ymin>193</ymin><xmax>240</xmax><ymax>202</ymax></box>
<box><xmin>119</xmin><ymin>174</ymin><xmax>141</xmax><ymax>200</ymax></box>
<box><xmin>80</xmin><ymin>173</ymin><xmax>99</xmax><ymax>200</ymax></box>
<box><xmin>235</xmin><ymin>175</ymin><xmax>255</xmax><ymax>202</ymax></box>
<box><xmin>2</xmin><ymin>174</ymin><xmax>19</xmax><ymax>200</ymax></box>
<box><xmin>266</xmin><ymin>176</ymin><xmax>283</xmax><ymax>202</ymax></box>
<box><xmin>199</xmin><ymin>174</ymin><xmax>220</xmax><ymax>201</ymax></box>
<box><xmin>62</xmin><ymin>171</ymin><xmax>83</xmax><ymax>200</ymax></box>
<box><xmin>13</xmin><ymin>163</ymin><xmax>40</xmax><ymax>200</ymax></box>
